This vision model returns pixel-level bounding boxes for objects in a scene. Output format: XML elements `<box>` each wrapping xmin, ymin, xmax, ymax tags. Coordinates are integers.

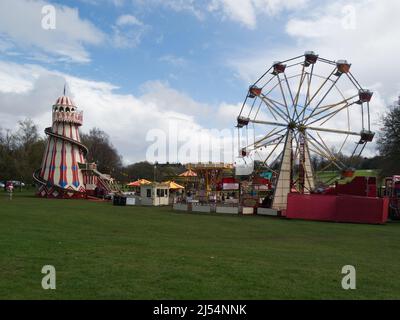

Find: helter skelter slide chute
<box><xmin>236</xmin><ymin>51</ymin><xmax>374</xmax><ymax>210</ymax></box>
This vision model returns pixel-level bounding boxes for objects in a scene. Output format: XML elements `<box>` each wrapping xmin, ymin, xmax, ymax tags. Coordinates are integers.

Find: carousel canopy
<box><xmin>163</xmin><ymin>181</ymin><xmax>185</xmax><ymax>190</ymax></box>
<box><xmin>179</xmin><ymin>169</ymin><xmax>197</xmax><ymax>177</ymax></box>
<box><xmin>127</xmin><ymin>179</ymin><xmax>152</xmax><ymax>187</ymax></box>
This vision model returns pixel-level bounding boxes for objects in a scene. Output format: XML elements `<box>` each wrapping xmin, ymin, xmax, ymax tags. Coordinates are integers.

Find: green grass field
<box><xmin>1</xmin><ymin>190</ymin><xmax>399</xmax><ymax>300</ymax></box>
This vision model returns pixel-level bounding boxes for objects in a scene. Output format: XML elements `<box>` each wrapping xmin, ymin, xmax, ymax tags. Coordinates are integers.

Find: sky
<box><xmin>0</xmin><ymin>0</ymin><xmax>399</xmax><ymax>164</ymax></box>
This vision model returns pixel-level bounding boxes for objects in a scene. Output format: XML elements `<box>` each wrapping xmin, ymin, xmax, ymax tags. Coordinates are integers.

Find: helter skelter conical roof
<box><xmin>53</xmin><ymin>84</ymin><xmax>76</xmax><ymax>107</ymax></box>
<box><xmin>54</xmin><ymin>95</ymin><xmax>75</xmax><ymax>107</ymax></box>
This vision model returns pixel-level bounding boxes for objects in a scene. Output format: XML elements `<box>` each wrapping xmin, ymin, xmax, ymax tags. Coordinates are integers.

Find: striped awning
<box><xmin>127</xmin><ymin>179</ymin><xmax>152</xmax><ymax>187</ymax></box>
<box><xmin>163</xmin><ymin>181</ymin><xmax>185</xmax><ymax>190</ymax></box>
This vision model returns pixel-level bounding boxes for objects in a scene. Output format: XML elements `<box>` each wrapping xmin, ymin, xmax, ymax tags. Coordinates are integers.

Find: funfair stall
<box><xmin>140</xmin><ymin>183</ymin><xmax>170</xmax><ymax>206</ymax></box>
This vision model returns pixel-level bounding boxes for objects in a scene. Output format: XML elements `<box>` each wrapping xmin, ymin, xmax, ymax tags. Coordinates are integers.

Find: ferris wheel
<box><xmin>236</xmin><ymin>51</ymin><xmax>375</xmax><ymax>210</ymax></box>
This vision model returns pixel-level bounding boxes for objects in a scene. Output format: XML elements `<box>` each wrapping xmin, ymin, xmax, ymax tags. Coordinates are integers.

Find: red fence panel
<box><xmin>335</xmin><ymin>195</ymin><xmax>389</xmax><ymax>224</ymax></box>
<box><xmin>286</xmin><ymin>193</ymin><xmax>389</xmax><ymax>224</ymax></box>
<box><xmin>286</xmin><ymin>194</ymin><xmax>337</xmax><ymax>221</ymax></box>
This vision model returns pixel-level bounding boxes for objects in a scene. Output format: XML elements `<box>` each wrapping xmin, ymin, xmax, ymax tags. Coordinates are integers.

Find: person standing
<box><xmin>7</xmin><ymin>183</ymin><xmax>14</xmax><ymax>200</ymax></box>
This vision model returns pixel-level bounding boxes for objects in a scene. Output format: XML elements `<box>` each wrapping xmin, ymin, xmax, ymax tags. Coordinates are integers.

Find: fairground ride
<box><xmin>188</xmin><ymin>163</ymin><xmax>234</xmax><ymax>198</ymax></box>
<box><xmin>236</xmin><ymin>51</ymin><xmax>375</xmax><ymax>210</ymax></box>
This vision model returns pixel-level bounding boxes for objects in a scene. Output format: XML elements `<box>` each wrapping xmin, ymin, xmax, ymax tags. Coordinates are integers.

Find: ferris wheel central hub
<box><xmin>297</xmin><ymin>124</ymin><xmax>307</xmax><ymax>133</ymax></box>
<box><xmin>288</xmin><ymin>121</ymin><xmax>297</xmax><ymax>129</ymax></box>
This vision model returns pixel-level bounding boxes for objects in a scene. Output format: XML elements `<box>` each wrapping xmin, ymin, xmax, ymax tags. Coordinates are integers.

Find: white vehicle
<box><xmin>12</xmin><ymin>181</ymin><xmax>25</xmax><ymax>187</ymax></box>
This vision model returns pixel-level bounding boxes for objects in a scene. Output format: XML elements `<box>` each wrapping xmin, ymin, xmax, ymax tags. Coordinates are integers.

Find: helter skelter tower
<box><xmin>236</xmin><ymin>51</ymin><xmax>374</xmax><ymax>211</ymax></box>
<box><xmin>34</xmin><ymin>88</ymin><xmax>118</xmax><ymax>198</ymax></box>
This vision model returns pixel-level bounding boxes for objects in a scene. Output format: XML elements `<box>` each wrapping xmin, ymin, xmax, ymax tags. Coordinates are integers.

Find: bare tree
<box><xmin>378</xmin><ymin>98</ymin><xmax>400</xmax><ymax>176</ymax></box>
<box><xmin>81</xmin><ymin>128</ymin><xmax>123</xmax><ymax>174</ymax></box>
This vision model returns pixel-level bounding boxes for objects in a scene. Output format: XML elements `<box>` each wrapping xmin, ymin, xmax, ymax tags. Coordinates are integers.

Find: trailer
<box><xmin>383</xmin><ymin>176</ymin><xmax>400</xmax><ymax>219</ymax></box>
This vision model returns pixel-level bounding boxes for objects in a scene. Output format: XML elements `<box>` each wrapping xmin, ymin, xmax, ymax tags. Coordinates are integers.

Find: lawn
<box><xmin>0</xmin><ymin>190</ymin><xmax>399</xmax><ymax>300</ymax></box>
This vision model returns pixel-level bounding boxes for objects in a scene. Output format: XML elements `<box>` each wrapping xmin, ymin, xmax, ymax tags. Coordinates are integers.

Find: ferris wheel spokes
<box><xmin>252</xmin><ymin>127</ymin><xmax>286</xmax><ymax>147</ymax></box>
<box><xmin>305</xmin><ymin>133</ymin><xmax>344</xmax><ymax>171</ymax></box>
<box><xmin>252</xmin><ymin>54</ymin><xmax>305</xmax><ymax>87</ymax></box>
<box><xmin>291</xmin><ymin>65</ymin><xmax>307</xmax><ymax>120</ymax></box>
<box><xmin>259</xmin><ymin>95</ymin><xmax>290</xmax><ymax>123</ymax></box>
<box><xmin>306</xmin><ymin>126</ymin><xmax>360</xmax><ymax>136</ymax></box>
<box><xmin>295</xmin><ymin>68</ymin><xmax>334</xmax><ymax>122</ymax></box>
<box><xmin>304</xmin><ymin>101</ymin><xmax>358</xmax><ymax>126</ymax></box>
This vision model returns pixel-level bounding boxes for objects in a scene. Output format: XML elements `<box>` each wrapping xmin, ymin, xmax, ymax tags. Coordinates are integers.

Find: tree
<box><xmin>81</xmin><ymin>128</ymin><xmax>123</xmax><ymax>174</ymax></box>
<box><xmin>14</xmin><ymin>119</ymin><xmax>40</xmax><ymax>147</ymax></box>
<box><xmin>378</xmin><ymin>99</ymin><xmax>400</xmax><ymax>176</ymax></box>
<box><xmin>125</xmin><ymin>161</ymin><xmax>155</xmax><ymax>181</ymax></box>
<box><xmin>360</xmin><ymin>155</ymin><xmax>383</xmax><ymax>170</ymax></box>
<box><xmin>0</xmin><ymin>120</ymin><xmax>45</xmax><ymax>184</ymax></box>
<box><xmin>13</xmin><ymin>120</ymin><xmax>45</xmax><ymax>184</ymax></box>
<box><xmin>123</xmin><ymin>162</ymin><xmax>185</xmax><ymax>182</ymax></box>
<box><xmin>0</xmin><ymin>128</ymin><xmax>15</xmax><ymax>181</ymax></box>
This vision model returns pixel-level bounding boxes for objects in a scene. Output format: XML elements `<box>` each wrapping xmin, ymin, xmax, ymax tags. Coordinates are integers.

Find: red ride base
<box><xmin>37</xmin><ymin>185</ymin><xmax>87</xmax><ymax>199</ymax></box>
<box><xmin>286</xmin><ymin>193</ymin><xmax>389</xmax><ymax>224</ymax></box>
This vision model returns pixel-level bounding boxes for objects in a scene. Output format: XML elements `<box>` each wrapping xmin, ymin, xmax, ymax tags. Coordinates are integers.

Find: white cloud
<box><xmin>253</xmin><ymin>0</ymin><xmax>309</xmax><ymax>16</ymax></box>
<box><xmin>0</xmin><ymin>60</ymin><xmax>239</xmax><ymax>164</ymax></box>
<box><xmin>208</xmin><ymin>0</ymin><xmax>309</xmax><ymax>29</ymax></box>
<box><xmin>0</xmin><ymin>0</ymin><xmax>105</xmax><ymax>63</ymax></box>
<box><xmin>128</xmin><ymin>0</ymin><xmax>307</xmax><ymax>28</ymax></box>
<box><xmin>208</xmin><ymin>0</ymin><xmax>257</xmax><ymax>29</ymax></box>
<box><xmin>116</xmin><ymin>14</ymin><xmax>143</xmax><ymax>26</ymax></box>
<box><xmin>155</xmin><ymin>0</ymin><xmax>205</xmax><ymax>20</ymax></box>
<box><xmin>112</xmin><ymin>15</ymin><xmax>148</xmax><ymax>48</ymax></box>
<box><xmin>79</xmin><ymin>0</ymin><xmax>125</xmax><ymax>6</ymax></box>
<box><xmin>132</xmin><ymin>0</ymin><xmax>204</xmax><ymax>20</ymax></box>
<box><xmin>227</xmin><ymin>0</ymin><xmax>400</xmax><ymax>157</ymax></box>
<box><xmin>111</xmin><ymin>0</ymin><xmax>125</xmax><ymax>6</ymax></box>
<box><xmin>159</xmin><ymin>55</ymin><xmax>187</xmax><ymax>67</ymax></box>
<box><xmin>231</xmin><ymin>0</ymin><xmax>400</xmax><ymax>98</ymax></box>
<box><xmin>282</xmin><ymin>0</ymin><xmax>400</xmax><ymax>102</ymax></box>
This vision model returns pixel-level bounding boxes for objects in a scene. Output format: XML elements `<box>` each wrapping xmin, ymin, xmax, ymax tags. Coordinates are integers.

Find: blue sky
<box><xmin>2</xmin><ymin>0</ymin><xmax>311</xmax><ymax>103</ymax></box>
<box><xmin>0</xmin><ymin>0</ymin><xmax>399</xmax><ymax>162</ymax></box>
<box><xmin>38</xmin><ymin>0</ymin><xmax>305</xmax><ymax>103</ymax></box>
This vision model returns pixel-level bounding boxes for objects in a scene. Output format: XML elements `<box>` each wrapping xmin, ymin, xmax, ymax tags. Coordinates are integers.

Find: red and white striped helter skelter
<box><xmin>236</xmin><ymin>51</ymin><xmax>375</xmax><ymax>211</ymax></box>
<box><xmin>34</xmin><ymin>89</ymin><xmax>120</xmax><ymax>199</ymax></box>
<box><xmin>34</xmin><ymin>93</ymin><xmax>88</xmax><ymax>198</ymax></box>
